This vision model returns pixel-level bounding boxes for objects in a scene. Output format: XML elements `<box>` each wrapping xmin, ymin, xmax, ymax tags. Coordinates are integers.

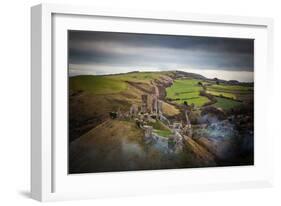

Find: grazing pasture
<box><xmin>69</xmin><ymin>75</ymin><xmax>127</xmax><ymax>95</ymax></box>
<box><xmin>206</xmin><ymin>90</ymin><xmax>237</xmax><ymax>99</ymax></box>
<box><xmin>166</xmin><ymin>79</ymin><xmax>210</xmax><ymax>106</ymax></box>
<box><xmin>165</xmin><ymin>78</ymin><xmax>253</xmax><ymax>110</ymax></box>
<box><xmin>208</xmin><ymin>84</ymin><xmax>253</xmax><ymax>92</ymax></box>
<box><xmin>206</xmin><ymin>83</ymin><xmax>253</xmax><ymax>100</ymax></box>
<box><xmin>213</xmin><ymin>97</ymin><xmax>243</xmax><ymax>110</ymax></box>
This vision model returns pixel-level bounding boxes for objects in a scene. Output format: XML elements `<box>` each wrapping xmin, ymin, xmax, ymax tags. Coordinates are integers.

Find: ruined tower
<box><xmin>151</xmin><ymin>95</ymin><xmax>158</xmax><ymax>114</ymax></box>
<box><xmin>141</xmin><ymin>94</ymin><xmax>148</xmax><ymax>113</ymax></box>
<box><xmin>129</xmin><ymin>104</ymin><xmax>138</xmax><ymax>117</ymax></box>
<box><xmin>158</xmin><ymin>100</ymin><xmax>163</xmax><ymax>115</ymax></box>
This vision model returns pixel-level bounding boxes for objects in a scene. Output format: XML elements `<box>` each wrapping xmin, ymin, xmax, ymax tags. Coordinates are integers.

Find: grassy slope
<box><xmin>214</xmin><ymin>97</ymin><xmax>242</xmax><ymax>110</ymax></box>
<box><xmin>69</xmin><ymin>71</ymin><xmax>175</xmax><ymax>94</ymax></box>
<box><xmin>70</xmin><ymin>75</ymin><xmax>127</xmax><ymax>94</ymax></box>
<box><xmin>147</xmin><ymin>120</ymin><xmax>172</xmax><ymax>138</ymax></box>
<box><xmin>109</xmin><ymin>71</ymin><xmax>175</xmax><ymax>83</ymax></box>
<box><xmin>69</xmin><ymin>72</ymin><xmax>180</xmax><ymax>141</ymax></box>
<box><xmin>69</xmin><ymin>119</ymin><xmax>216</xmax><ymax>173</ymax></box>
<box><xmin>69</xmin><ymin>119</ymin><xmax>184</xmax><ymax>173</ymax></box>
<box><xmin>206</xmin><ymin>84</ymin><xmax>253</xmax><ymax>100</ymax></box>
<box><xmin>162</xmin><ymin>101</ymin><xmax>180</xmax><ymax>116</ymax></box>
<box><xmin>205</xmin><ymin>83</ymin><xmax>253</xmax><ymax>110</ymax></box>
<box><xmin>184</xmin><ymin>138</ymin><xmax>216</xmax><ymax>166</ymax></box>
<box><xmin>206</xmin><ymin>90</ymin><xmax>237</xmax><ymax>99</ymax></box>
<box><xmin>69</xmin><ymin>120</ymin><xmax>144</xmax><ymax>173</ymax></box>
<box><xmin>165</xmin><ymin>79</ymin><xmax>209</xmax><ymax>106</ymax></box>
<box><xmin>208</xmin><ymin>84</ymin><xmax>253</xmax><ymax>91</ymax></box>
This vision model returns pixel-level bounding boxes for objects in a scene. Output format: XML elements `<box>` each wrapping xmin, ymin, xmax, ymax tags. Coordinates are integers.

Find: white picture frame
<box><xmin>31</xmin><ymin>3</ymin><xmax>274</xmax><ymax>202</ymax></box>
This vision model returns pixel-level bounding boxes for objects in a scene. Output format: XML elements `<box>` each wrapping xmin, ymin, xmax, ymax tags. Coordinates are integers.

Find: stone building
<box><xmin>158</xmin><ymin>100</ymin><xmax>163</xmax><ymax>115</ymax></box>
<box><xmin>143</xmin><ymin>125</ymin><xmax>153</xmax><ymax>138</ymax></box>
<box><xmin>151</xmin><ymin>95</ymin><xmax>158</xmax><ymax>114</ymax></box>
<box><xmin>141</xmin><ymin>94</ymin><xmax>148</xmax><ymax>113</ymax></box>
<box><xmin>129</xmin><ymin>104</ymin><xmax>138</xmax><ymax>117</ymax></box>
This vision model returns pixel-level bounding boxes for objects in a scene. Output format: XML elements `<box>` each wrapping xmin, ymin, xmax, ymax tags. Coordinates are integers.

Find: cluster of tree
<box><xmin>109</xmin><ymin>112</ymin><xmax>118</xmax><ymax>119</ymax></box>
<box><xmin>197</xmin><ymin>81</ymin><xmax>207</xmax><ymax>90</ymax></box>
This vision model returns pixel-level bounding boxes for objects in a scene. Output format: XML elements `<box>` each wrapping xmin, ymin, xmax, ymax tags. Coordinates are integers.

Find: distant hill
<box><xmin>97</xmin><ymin>70</ymin><xmax>207</xmax><ymax>80</ymax></box>
<box><xmin>173</xmin><ymin>70</ymin><xmax>207</xmax><ymax>79</ymax></box>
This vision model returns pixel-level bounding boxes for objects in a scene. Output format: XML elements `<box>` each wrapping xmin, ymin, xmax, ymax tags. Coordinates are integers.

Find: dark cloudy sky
<box><xmin>68</xmin><ymin>30</ymin><xmax>254</xmax><ymax>82</ymax></box>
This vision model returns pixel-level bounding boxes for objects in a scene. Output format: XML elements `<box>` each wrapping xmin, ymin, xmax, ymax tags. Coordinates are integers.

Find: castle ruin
<box><xmin>111</xmin><ymin>84</ymin><xmax>193</xmax><ymax>153</ymax></box>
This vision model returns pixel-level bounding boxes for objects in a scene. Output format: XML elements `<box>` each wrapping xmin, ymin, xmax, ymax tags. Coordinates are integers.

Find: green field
<box><xmin>206</xmin><ymin>83</ymin><xmax>253</xmax><ymax>100</ymax></box>
<box><xmin>208</xmin><ymin>84</ymin><xmax>253</xmax><ymax>92</ymax></box>
<box><xmin>214</xmin><ymin>97</ymin><xmax>242</xmax><ymax>110</ymax></box>
<box><xmin>154</xmin><ymin>129</ymin><xmax>172</xmax><ymax>137</ymax></box>
<box><xmin>147</xmin><ymin>120</ymin><xmax>172</xmax><ymax>138</ymax></box>
<box><xmin>165</xmin><ymin>78</ymin><xmax>252</xmax><ymax>109</ymax></box>
<box><xmin>69</xmin><ymin>75</ymin><xmax>127</xmax><ymax>95</ymax></box>
<box><xmin>173</xmin><ymin>96</ymin><xmax>209</xmax><ymax>106</ymax></box>
<box><xmin>166</xmin><ymin>79</ymin><xmax>210</xmax><ymax>106</ymax></box>
<box><xmin>206</xmin><ymin>90</ymin><xmax>237</xmax><ymax>99</ymax></box>
<box><xmin>69</xmin><ymin>71</ymin><xmax>176</xmax><ymax>96</ymax></box>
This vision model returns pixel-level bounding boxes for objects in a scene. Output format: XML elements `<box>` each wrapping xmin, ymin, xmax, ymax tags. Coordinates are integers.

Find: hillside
<box><xmin>69</xmin><ymin>71</ymin><xmax>180</xmax><ymax>141</ymax></box>
<box><xmin>69</xmin><ymin>70</ymin><xmax>254</xmax><ymax>173</ymax></box>
<box><xmin>69</xmin><ymin>119</ymin><xmax>216</xmax><ymax>173</ymax></box>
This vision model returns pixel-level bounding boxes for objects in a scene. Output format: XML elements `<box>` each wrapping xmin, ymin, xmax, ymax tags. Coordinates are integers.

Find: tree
<box><xmin>109</xmin><ymin>112</ymin><xmax>117</xmax><ymax>119</ymax></box>
<box><xmin>214</xmin><ymin>77</ymin><xmax>220</xmax><ymax>85</ymax></box>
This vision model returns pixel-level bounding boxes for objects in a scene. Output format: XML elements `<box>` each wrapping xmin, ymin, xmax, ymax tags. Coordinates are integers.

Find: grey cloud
<box><xmin>68</xmin><ymin>30</ymin><xmax>254</xmax><ymax>79</ymax></box>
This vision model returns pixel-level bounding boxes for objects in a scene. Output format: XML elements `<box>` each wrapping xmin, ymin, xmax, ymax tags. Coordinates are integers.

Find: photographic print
<box><xmin>68</xmin><ymin>31</ymin><xmax>254</xmax><ymax>174</ymax></box>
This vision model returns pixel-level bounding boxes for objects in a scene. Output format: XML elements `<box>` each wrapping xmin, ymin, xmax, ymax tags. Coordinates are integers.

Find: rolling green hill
<box><xmin>69</xmin><ymin>119</ymin><xmax>216</xmax><ymax>173</ymax></box>
<box><xmin>70</xmin><ymin>75</ymin><xmax>127</xmax><ymax>95</ymax></box>
<box><xmin>69</xmin><ymin>71</ymin><xmax>180</xmax><ymax>141</ymax></box>
<box><xmin>69</xmin><ymin>70</ymin><xmax>253</xmax><ymax>173</ymax></box>
<box><xmin>69</xmin><ymin>71</ymin><xmax>253</xmax><ymax>141</ymax></box>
